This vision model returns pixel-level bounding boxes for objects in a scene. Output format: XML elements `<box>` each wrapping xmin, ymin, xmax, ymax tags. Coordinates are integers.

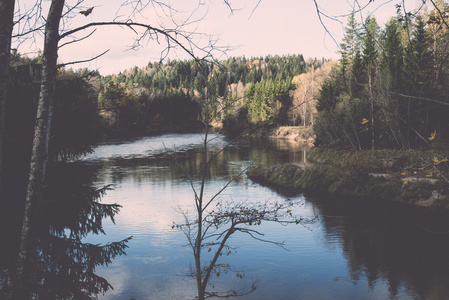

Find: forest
<box><xmin>2</xmin><ymin>52</ymin><xmax>326</xmax><ymax>205</ymax></box>
<box><xmin>3</xmin><ymin>2</ymin><xmax>449</xmax><ymax>201</ymax></box>
<box><xmin>7</xmin><ymin>1</ymin><xmax>449</xmax><ymax>152</ymax></box>
<box><xmin>314</xmin><ymin>2</ymin><xmax>449</xmax><ymax>150</ymax></box>
<box><xmin>96</xmin><ymin>54</ymin><xmax>324</xmax><ymax>136</ymax></box>
<box><xmin>4</xmin><ymin>1</ymin><xmax>449</xmax><ymax>199</ymax></box>
<box><xmin>2</xmin><ymin>1</ymin><xmax>449</xmax><ymax>299</ymax></box>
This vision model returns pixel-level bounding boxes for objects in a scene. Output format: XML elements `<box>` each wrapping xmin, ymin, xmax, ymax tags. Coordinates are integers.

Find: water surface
<box><xmin>76</xmin><ymin>133</ymin><xmax>449</xmax><ymax>300</ymax></box>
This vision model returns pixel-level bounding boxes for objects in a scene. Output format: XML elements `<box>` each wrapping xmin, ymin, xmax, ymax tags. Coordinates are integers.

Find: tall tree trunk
<box><xmin>15</xmin><ymin>0</ymin><xmax>65</xmax><ymax>296</ymax></box>
<box><xmin>369</xmin><ymin>65</ymin><xmax>375</xmax><ymax>149</ymax></box>
<box><xmin>0</xmin><ymin>0</ymin><xmax>15</xmax><ymax>196</ymax></box>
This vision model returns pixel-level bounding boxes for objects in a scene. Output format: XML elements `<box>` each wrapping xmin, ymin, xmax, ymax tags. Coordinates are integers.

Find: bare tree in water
<box><xmin>172</xmin><ymin>62</ymin><xmax>315</xmax><ymax>300</ymax></box>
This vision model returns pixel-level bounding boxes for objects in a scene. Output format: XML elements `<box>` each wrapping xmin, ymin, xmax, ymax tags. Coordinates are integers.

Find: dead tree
<box><xmin>173</xmin><ymin>63</ymin><xmax>315</xmax><ymax>300</ymax></box>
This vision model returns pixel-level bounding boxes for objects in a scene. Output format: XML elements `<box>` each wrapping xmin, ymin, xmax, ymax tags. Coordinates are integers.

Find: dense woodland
<box><xmin>2</xmin><ymin>53</ymin><xmax>326</xmax><ymax>200</ymax></box>
<box><xmin>2</xmin><ymin>1</ymin><xmax>449</xmax><ymax>298</ymax></box>
<box><xmin>5</xmin><ymin>0</ymin><xmax>449</xmax><ymax>188</ymax></box>
<box><xmin>3</xmin><ymin>2</ymin><xmax>449</xmax><ymax>193</ymax></box>
<box><xmin>315</xmin><ymin>2</ymin><xmax>449</xmax><ymax>150</ymax></box>
<box><xmin>96</xmin><ymin>54</ymin><xmax>324</xmax><ymax>135</ymax></box>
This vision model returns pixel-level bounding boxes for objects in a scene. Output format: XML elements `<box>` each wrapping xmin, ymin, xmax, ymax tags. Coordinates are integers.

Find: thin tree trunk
<box><xmin>0</xmin><ymin>0</ymin><xmax>15</xmax><ymax>196</ymax></box>
<box><xmin>369</xmin><ymin>65</ymin><xmax>375</xmax><ymax>149</ymax></box>
<box><xmin>15</xmin><ymin>0</ymin><xmax>65</xmax><ymax>296</ymax></box>
<box><xmin>311</xmin><ymin>66</ymin><xmax>314</xmax><ymax>127</ymax></box>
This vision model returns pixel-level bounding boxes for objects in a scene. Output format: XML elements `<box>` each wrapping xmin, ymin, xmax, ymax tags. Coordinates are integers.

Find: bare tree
<box><xmin>171</xmin><ymin>64</ymin><xmax>315</xmax><ymax>300</ymax></box>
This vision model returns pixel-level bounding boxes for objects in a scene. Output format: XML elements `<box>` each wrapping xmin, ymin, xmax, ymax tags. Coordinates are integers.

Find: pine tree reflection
<box><xmin>0</xmin><ymin>162</ymin><xmax>131</xmax><ymax>299</ymax></box>
<box><xmin>311</xmin><ymin>196</ymin><xmax>449</xmax><ymax>299</ymax></box>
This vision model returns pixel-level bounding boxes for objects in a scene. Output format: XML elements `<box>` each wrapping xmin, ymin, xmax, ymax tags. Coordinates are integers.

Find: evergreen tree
<box><xmin>340</xmin><ymin>13</ymin><xmax>361</xmax><ymax>87</ymax></box>
<box><xmin>350</xmin><ymin>50</ymin><xmax>364</xmax><ymax>97</ymax></box>
<box><xmin>380</xmin><ymin>17</ymin><xmax>407</xmax><ymax>147</ymax></box>
<box><xmin>404</xmin><ymin>17</ymin><xmax>434</xmax><ymax>145</ymax></box>
<box><xmin>405</xmin><ymin>17</ymin><xmax>434</xmax><ymax>94</ymax></box>
<box><xmin>316</xmin><ymin>81</ymin><xmax>338</xmax><ymax>112</ymax></box>
<box><xmin>382</xmin><ymin>18</ymin><xmax>404</xmax><ymax>92</ymax></box>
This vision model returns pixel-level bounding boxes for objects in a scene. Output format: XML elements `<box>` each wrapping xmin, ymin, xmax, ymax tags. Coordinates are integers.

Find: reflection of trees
<box><xmin>0</xmin><ymin>162</ymin><xmax>130</xmax><ymax>299</ymax></box>
<box><xmin>95</xmin><ymin>136</ymin><xmax>308</xmax><ymax>186</ymax></box>
<box><xmin>314</xmin><ymin>198</ymin><xmax>449</xmax><ymax>299</ymax></box>
<box><xmin>173</xmin><ymin>129</ymin><xmax>312</xmax><ymax>300</ymax></box>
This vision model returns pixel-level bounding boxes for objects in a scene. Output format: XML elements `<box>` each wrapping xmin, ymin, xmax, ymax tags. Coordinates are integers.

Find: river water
<box><xmin>75</xmin><ymin>132</ymin><xmax>449</xmax><ymax>300</ymax></box>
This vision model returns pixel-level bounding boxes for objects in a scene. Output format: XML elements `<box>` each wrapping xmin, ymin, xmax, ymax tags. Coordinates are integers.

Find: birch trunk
<box><xmin>0</xmin><ymin>0</ymin><xmax>15</xmax><ymax>196</ymax></box>
<box><xmin>15</xmin><ymin>0</ymin><xmax>65</xmax><ymax>296</ymax></box>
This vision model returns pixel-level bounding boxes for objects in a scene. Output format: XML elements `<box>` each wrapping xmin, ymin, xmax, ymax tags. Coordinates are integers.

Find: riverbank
<box><xmin>247</xmin><ymin>147</ymin><xmax>449</xmax><ymax>209</ymax></box>
<box><xmin>265</xmin><ymin>126</ymin><xmax>315</xmax><ymax>145</ymax></box>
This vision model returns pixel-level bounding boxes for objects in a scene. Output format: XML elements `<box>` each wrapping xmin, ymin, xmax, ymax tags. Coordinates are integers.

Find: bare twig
<box><xmin>57</xmin><ymin>49</ymin><xmax>110</xmax><ymax>68</ymax></box>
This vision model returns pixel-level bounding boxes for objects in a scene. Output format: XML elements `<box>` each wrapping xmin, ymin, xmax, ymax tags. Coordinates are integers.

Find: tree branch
<box><xmin>57</xmin><ymin>49</ymin><xmax>110</xmax><ymax>68</ymax></box>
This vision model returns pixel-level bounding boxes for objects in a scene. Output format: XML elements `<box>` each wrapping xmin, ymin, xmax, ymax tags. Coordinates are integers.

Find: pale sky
<box><xmin>14</xmin><ymin>0</ymin><xmax>422</xmax><ymax>75</ymax></box>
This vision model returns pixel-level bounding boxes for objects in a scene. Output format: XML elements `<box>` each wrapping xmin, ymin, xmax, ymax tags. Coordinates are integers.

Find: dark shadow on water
<box><xmin>305</xmin><ymin>194</ymin><xmax>449</xmax><ymax>300</ymax></box>
<box><xmin>0</xmin><ymin>162</ymin><xmax>131</xmax><ymax>299</ymax></box>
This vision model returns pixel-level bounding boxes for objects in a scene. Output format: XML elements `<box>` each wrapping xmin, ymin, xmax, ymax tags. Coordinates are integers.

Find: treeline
<box><xmin>314</xmin><ymin>2</ymin><xmax>449</xmax><ymax>150</ymax></box>
<box><xmin>97</xmin><ymin>55</ymin><xmax>326</xmax><ymax>135</ymax></box>
<box><xmin>3</xmin><ymin>53</ymin><xmax>325</xmax><ymax>198</ymax></box>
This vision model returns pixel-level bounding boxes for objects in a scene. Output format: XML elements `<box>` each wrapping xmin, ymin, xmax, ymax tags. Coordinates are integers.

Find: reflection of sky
<box><xmin>79</xmin><ymin>133</ymin><xmax>426</xmax><ymax>300</ymax></box>
<box><xmin>79</xmin><ymin>133</ymin><xmax>225</xmax><ymax>161</ymax></box>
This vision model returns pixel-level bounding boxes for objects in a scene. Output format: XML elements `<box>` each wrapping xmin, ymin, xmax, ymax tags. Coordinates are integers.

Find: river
<box><xmin>32</xmin><ymin>133</ymin><xmax>449</xmax><ymax>299</ymax></box>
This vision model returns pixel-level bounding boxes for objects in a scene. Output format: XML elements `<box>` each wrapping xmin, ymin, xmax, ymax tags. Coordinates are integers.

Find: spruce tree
<box><xmin>340</xmin><ymin>13</ymin><xmax>361</xmax><ymax>83</ymax></box>
<box><xmin>380</xmin><ymin>17</ymin><xmax>406</xmax><ymax>147</ymax></box>
<box><xmin>404</xmin><ymin>17</ymin><xmax>434</xmax><ymax>145</ymax></box>
<box><xmin>382</xmin><ymin>18</ymin><xmax>404</xmax><ymax>92</ymax></box>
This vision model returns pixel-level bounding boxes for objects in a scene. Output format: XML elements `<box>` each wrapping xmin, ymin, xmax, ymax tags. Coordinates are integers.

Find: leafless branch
<box><xmin>249</xmin><ymin>0</ymin><xmax>262</xmax><ymax>19</ymax></box>
<box><xmin>58</xmin><ymin>29</ymin><xmax>97</xmax><ymax>49</ymax></box>
<box><xmin>59</xmin><ymin>21</ymin><xmax>221</xmax><ymax>63</ymax></box>
<box><xmin>57</xmin><ymin>49</ymin><xmax>110</xmax><ymax>68</ymax></box>
<box><xmin>312</xmin><ymin>0</ymin><xmax>342</xmax><ymax>52</ymax></box>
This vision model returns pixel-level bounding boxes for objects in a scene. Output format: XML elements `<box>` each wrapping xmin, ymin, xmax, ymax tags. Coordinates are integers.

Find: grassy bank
<box><xmin>247</xmin><ymin>147</ymin><xmax>449</xmax><ymax>209</ymax></box>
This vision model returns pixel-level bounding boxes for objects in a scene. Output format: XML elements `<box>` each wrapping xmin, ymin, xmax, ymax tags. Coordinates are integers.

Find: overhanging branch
<box><xmin>59</xmin><ymin>21</ymin><xmax>201</xmax><ymax>61</ymax></box>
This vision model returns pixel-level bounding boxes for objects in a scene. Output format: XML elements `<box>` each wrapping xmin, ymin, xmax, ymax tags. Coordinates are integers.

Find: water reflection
<box><xmin>0</xmin><ymin>163</ymin><xmax>130</xmax><ymax>299</ymax></box>
<box><xmin>82</xmin><ymin>133</ymin><xmax>309</xmax><ymax>184</ymax></box>
<box><xmin>310</xmin><ymin>196</ymin><xmax>449</xmax><ymax>300</ymax></box>
<box><xmin>64</xmin><ymin>132</ymin><xmax>449</xmax><ymax>299</ymax></box>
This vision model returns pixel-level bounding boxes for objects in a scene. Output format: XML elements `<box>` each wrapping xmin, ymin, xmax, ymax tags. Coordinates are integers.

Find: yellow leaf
<box><xmin>433</xmin><ymin>157</ymin><xmax>448</xmax><ymax>165</ymax></box>
<box><xmin>428</xmin><ymin>131</ymin><xmax>437</xmax><ymax>141</ymax></box>
<box><xmin>361</xmin><ymin>118</ymin><xmax>369</xmax><ymax>125</ymax></box>
<box><xmin>402</xmin><ymin>181</ymin><xmax>408</xmax><ymax>188</ymax></box>
<box><xmin>401</xmin><ymin>172</ymin><xmax>408</xmax><ymax>176</ymax></box>
<box><xmin>426</xmin><ymin>172</ymin><xmax>433</xmax><ymax>177</ymax></box>
<box><xmin>413</xmin><ymin>171</ymin><xmax>417</xmax><ymax>175</ymax></box>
